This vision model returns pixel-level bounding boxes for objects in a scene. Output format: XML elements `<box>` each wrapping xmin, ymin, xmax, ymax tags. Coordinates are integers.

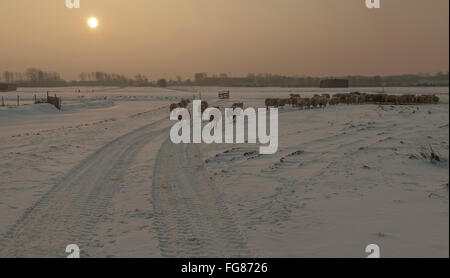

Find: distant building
<box><xmin>0</xmin><ymin>83</ymin><xmax>17</xmax><ymax>92</ymax></box>
<box><xmin>320</xmin><ymin>79</ymin><xmax>349</xmax><ymax>88</ymax></box>
<box><xmin>194</xmin><ymin>73</ymin><xmax>207</xmax><ymax>83</ymax></box>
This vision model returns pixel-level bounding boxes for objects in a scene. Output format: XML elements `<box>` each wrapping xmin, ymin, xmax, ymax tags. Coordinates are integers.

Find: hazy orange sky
<box><xmin>0</xmin><ymin>0</ymin><xmax>448</xmax><ymax>80</ymax></box>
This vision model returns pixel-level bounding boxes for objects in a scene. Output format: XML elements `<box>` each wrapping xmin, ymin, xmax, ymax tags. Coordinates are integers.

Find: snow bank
<box><xmin>0</xmin><ymin>103</ymin><xmax>61</xmax><ymax>123</ymax></box>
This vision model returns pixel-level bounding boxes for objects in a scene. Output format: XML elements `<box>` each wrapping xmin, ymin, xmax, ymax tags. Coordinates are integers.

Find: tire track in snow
<box><xmin>0</xmin><ymin>118</ymin><xmax>168</xmax><ymax>258</ymax></box>
<box><xmin>152</xmin><ymin>139</ymin><xmax>252</xmax><ymax>257</ymax></box>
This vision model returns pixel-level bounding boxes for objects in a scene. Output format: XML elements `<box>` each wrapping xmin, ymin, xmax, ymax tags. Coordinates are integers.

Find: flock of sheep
<box><xmin>169</xmin><ymin>99</ymin><xmax>191</xmax><ymax>112</ymax></box>
<box><xmin>265</xmin><ymin>92</ymin><xmax>440</xmax><ymax>109</ymax></box>
<box><xmin>170</xmin><ymin>99</ymin><xmax>210</xmax><ymax>113</ymax></box>
<box><xmin>169</xmin><ymin>91</ymin><xmax>440</xmax><ymax>114</ymax></box>
<box><xmin>170</xmin><ymin>99</ymin><xmax>246</xmax><ymax>113</ymax></box>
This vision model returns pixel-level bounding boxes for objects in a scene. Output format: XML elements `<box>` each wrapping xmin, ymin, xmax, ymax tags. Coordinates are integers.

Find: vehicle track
<box><xmin>152</xmin><ymin>139</ymin><xmax>252</xmax><ymax>257</ymax></box>
<box><xmin>0</xmin><ymin>118</ymin><xmax>168</xmax><ymax>258</ymax></box>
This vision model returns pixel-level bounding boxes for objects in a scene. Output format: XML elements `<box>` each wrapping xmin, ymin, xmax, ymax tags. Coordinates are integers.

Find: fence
<box><xmin>0</xmin><ymin>95</ymin><xmax>22</xmax><ymax>107</ymax></box>
<box><xmin>0</xmin><ymin>92</ymin><xmax>62</xmax><ymax>110</ymax></box>
<box><xmin>45</xmin><ymin>92</ymin><xmax>62</xmax><ymax>110</ymax></box>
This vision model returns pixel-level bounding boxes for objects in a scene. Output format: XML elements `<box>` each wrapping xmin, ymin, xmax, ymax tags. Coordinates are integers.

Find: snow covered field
<box><xmin>0</xmin><ymin>86</ymin><xmax>448</xmax><ymax>257</ymax></box>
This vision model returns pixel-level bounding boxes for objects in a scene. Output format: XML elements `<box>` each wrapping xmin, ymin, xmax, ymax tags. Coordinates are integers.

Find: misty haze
<box><xmin>0</xmin><ymin>0</ymin><xmax>448</xmax><ymax>260</ymax></box>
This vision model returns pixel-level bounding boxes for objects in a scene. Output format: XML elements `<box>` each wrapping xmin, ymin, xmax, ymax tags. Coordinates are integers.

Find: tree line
<box><xmin>1</xmin><ymin>68</ymin><xmax>62</xmax><ymax>83</ymax></box>
<box><xmin>185</xmin><ymin>72</ymin><xmax>449</xmax><ymax>87</ymax></box>
<box><xmin>1</xmin><ymin>68</ymin><xmax>448</xmax><ymax>87</ymax></box>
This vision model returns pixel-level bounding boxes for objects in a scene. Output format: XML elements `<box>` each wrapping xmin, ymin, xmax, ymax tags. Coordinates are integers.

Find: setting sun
<box><xmin>88</xmin><ymin>17</ymin><xmax>99</xmax><ymax>29</ymax></box>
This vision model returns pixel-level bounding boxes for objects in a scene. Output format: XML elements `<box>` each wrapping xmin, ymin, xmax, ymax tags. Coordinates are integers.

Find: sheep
<box><xmin>367</xmin><ymin>93</ymin><xmax>387</xmax><ymax>104</ymax></box>
<box><xmin>262</xmin><ymin>92</ymin><xmax>438</xmax><ymax>114</ymax></box>
<box><xmin>334</xmin><ymin>93</ymin><xmax>352</xmax><ymax>104</ymax></box>
<box><xmin>170</xmin><ymin>98</ymin><xmax>192</xmax><ymax>111</ymax></box>
<box><xmin>232</xmin><ymin>102</ymin><xmax>244</xmax><ymax>109</ymax></box>
<box><xmin>321</xmin><ymin>93</ymin><xmax>331</xmax><ymax>100</ymax></box>
<box><xmin>359</xmin><ymin>94</ymin><xmax>367</xmax><ymax>104</ymax></box>
<box><xmin>201</xmin><ymin>101</ymin><xmax>209</xmax><ymax>112</ymax></box>
<box><xmin>265</xmin><ymin>98</ymin><xmax>278</xmax><ymax>109</ymax></box>
<box><xmin>169</xmin><ymin>103</ymin><xmax>179</xmax><ymax>112</ymax></box>
<box><xmin>399</xmin><ymin>94</ymin><xmax>415</xmax><ymax>104</ymax></box>
<box><xmin>289</xmin><ymin>94</ymin><xmax>301</xmax><ymax>107</ymax></box>
<box><xmin>278</xmin><ymin>99</ymin><xmax>289</xmax><ymax>108</ymax></box>
<box><xmin>310</xmin><ymin>97</ymin><xmax>319</xmax><ymax>109</ymax></box>
<box><xmin>329</xmin><ymin>96</ymin><xmax>340</xmax><ymax>106</ymax></box>
<box><xmin>432</xmin><ymin>95</ymin><xmax>440</xmax><ymax>104</ymax></box>
<box><xmin>296</xmin><ymin>98</ymin><xmax>311</xmax><ymax>110</ymax></box>
<box><xmin>350</xmin><ymin>94</ymin><xmax>360</xmax><ymax>105</ymax></box>
<box><xmin>315</xmin><ymin>96</ymin><xmax>328</xmax><ymax>108</ymax></box>
<box><xmin>385</xmin><ymin>95</ymin><xmax>398</xmax><ymax>104</ymax></box>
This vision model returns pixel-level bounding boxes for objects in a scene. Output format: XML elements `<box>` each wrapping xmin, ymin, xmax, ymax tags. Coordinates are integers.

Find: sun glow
<box><xmin>88</xmin><ymin>17</ymin><xmax>99</xmax><ymax>29</ymax></box>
